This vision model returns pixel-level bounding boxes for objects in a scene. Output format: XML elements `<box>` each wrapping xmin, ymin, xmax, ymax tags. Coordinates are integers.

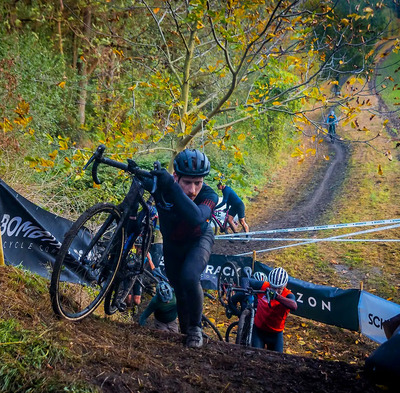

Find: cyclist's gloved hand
<box><xmin>150</xmin><ymin>168</ymin><xmax>174</xmax><ymax>190</ymax></box>
<box><xmin>266</xmin><ymin>288</ymin><xmax>277</xmax><ymax>301</ymax></box>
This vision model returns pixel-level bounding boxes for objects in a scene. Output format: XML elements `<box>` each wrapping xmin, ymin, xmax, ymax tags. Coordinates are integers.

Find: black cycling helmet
<box><xmin>173</xmin><ymin>149</ymin><xmax>210</xmax><ymax>177</ymax></box>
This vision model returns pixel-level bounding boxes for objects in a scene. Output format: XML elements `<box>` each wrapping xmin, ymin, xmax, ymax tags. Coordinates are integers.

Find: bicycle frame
<box><xmin>211</xmin><ymin>208</ymin><xmax>231</xmax><ymax>232</ymax></box>
<box><xmin>50</xmin><ymin>144</ymin><xmax>161</xmax><ymax>321</ymax></box>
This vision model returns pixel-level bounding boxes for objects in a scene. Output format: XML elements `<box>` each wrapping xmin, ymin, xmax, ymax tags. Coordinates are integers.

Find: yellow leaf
<box><xmin>197</xmin><ymin>21</ymin><xmax>204</xmax><ymax>29</ymax></box>
<box><xmin>331</xmin><ymin>80</ymin><xmax>339</xmax><ymax>85</ymax></box>
<box><xmin>93</xmin><ymin>182</ymin><xmax>101</xmax><ymax>189</ymax></box>
<box><xmin>272</xmin><ymin>101</ymin><xmax>280</xmax><ymax>106</ymax></box>
<box><xmin>238</xmin><ymin>133</ymin><xmax>246</xmax><ymax>141</ymax></box>
<box><xmin>377</xmin><ymin>164</ymin><xmax>383</xmax><ymax>176</ymax></box>
<box><xmin>340</xmin><ymin>18</ymin><xmax>350</xmax><ymax>26</ymax></box>
<box><xmin>383</xmin><ymin>119</ymin><xmax>389</xmax><ymax>126</ymax></box>
<box><xmin>59</xmin><ymin>140</ymin><xmax>68</xmax><ymax>151</ymax></box>
<box><xmin>57</xmin><ymin>81</ymin><xmax>66</xmax><ymax>88</ymax></box>
<box><xmin>48</xmin><ymin>150</ymin><xmax>58</xmax><ymax>160</ymax></box>
<box><xmin>15</xmin><ymin>100</ymin><xmax>30</xmax><ymax>116</ymax></box>
<box><xmin>324</xmin><ymin>155</ymin><xmax>330</xmax><ymax>161</ymax></box>
<box><xmin>1</xmin><ymin>117</ymin><xmax>13</xmax><ymax>132</ymax></box>
<box><xmin>153</xmin><ymin>7</ymin><xmax>160</xmax><ymax>13</ymax></box>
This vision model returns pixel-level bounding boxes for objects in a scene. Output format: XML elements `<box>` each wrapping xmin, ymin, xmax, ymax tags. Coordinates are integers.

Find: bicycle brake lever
<box><xmin>92</xmin><ymin>161</ymin><xmax>101</xmax><ymax>184</ymax></box>
<box><xmin>151</xmin><ymin>161</ymin><xmax>161</xmax><ymax>194</ymax></box>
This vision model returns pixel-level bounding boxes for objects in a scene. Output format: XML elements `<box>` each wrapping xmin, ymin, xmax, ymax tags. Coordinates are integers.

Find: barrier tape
<box><xmin>224</xmin><ymin>237</ymin><xmax>400</xmax><ymax>242</ymax></box>
<box><xmin>215</xmin><ymin>217</ymin><xmax>400</xmax><ymax>238</ymax></box>
<box><xmin>234</xmin><ymin>223</ymin><xmax>400</xmax><ymax>257</ymax></box>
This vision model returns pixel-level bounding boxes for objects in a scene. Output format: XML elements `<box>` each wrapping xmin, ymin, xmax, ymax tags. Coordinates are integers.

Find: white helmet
<box><xmin>268</xmin><ymin>267</ymin><xmax>289</xmax><ymax>288</ymax></box>
<box><xmin>253</xmin><ymin>271</ymin><xmax>267</xmax><ymax>282</ymax></box>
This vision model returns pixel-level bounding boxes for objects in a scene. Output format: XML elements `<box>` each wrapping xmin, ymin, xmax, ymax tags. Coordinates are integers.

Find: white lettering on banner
<box><xmin>1</xmin><ymin>214</ymin><xmax>61</xmax><ymax>248</ymax></box>
<box><xmin>2</xmin><ymin>241</ymin><xmax>35</xmax><ymax>250</ymax></box>
<box><xmin>297</xmin><ymin>292</ymin><xmax>303</xmax><ymax>303</ymax></box>
<box><xmin>322</xmin><ymin>300</ymin><xmax>331</xmax><ymax>311</ymax></box>
<box><xmin>296</xmin><ymin>292</ymin><xmax>331</xmax><ymax>312</ymax></box>
<box><xmin>204</xmin><ymin>265</ymin><xmax>214</xmax><ymax>275</ymax></box>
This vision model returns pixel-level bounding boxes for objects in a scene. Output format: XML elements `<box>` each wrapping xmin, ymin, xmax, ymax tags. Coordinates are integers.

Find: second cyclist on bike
<box><xmin>216</xmin><ymin>183</ymin><xmax>250</xmax><ymax>241</ymax></box>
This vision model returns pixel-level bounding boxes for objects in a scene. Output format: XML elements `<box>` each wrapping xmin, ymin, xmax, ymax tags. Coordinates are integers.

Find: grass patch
<box><xmin>0</xmin><ymin>319</ymin><xmax>94</xmax><ymax>393</ymax></box>
<box><xmin>378</xmin><ymin>50</ymin><xmax>400</xmax><ymax>110</ymax></box>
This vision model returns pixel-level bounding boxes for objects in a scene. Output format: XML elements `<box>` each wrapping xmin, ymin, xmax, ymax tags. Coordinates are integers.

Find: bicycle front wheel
<box><xmin>236</xmin><ymin>309</ymin><xmax>252</xmax><ymax>346</ymax></box>
<box><xmin>50</xmin><ymin>203</ymin><xmax>124</xmax><ymax>321</ymax></box>
<box><xmin>225</xmin><ymin>320</ymin><xmax>239</xmax><ymax>343</ymax></box>
<box><xmin>202</xmin><ymin>314</ymin><xmax>223</xmax><ymax>342</ymax></box>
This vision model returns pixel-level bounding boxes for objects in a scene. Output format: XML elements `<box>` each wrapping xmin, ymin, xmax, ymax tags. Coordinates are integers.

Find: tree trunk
<box><xmin>77</xmin><ymin>7</ymin><xmax>92</xmax><ymax>126</ymax></box>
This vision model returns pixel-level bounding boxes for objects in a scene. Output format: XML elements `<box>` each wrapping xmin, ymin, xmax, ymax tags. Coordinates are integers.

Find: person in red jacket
<box><xmin>252</xmin><ymin>267</ymin><xmax>297</xmax><ymax>352</ymax></box>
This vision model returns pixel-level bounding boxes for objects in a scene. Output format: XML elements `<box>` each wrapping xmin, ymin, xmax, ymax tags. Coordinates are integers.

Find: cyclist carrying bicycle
<box><xmin>216</xmin><ymin>183</ymin><xmax>250</xmax><ymax>240</ymax></box>
<box><xmin>252</xmin><ymin>267</ymin><xmax>297</xmax><ymax>352</ymax></box>
<box><xmin>139</xmin><ymin>281</ymin><xmax>178</xmax><ymax>333</ymax></box>
<box><xmin>147</xmin><ymin>149</ymin><xmax>218</xmax><ymax>348</ymax></box>
<box><xmin>227</xmin><ymin>269</ymin><xmax>269</xmax><ymax>318</ymax></box>
<box><xmin>326</xmin><ymin>110</ymin><xmax>338</xmax><ymax>143</ymax></box>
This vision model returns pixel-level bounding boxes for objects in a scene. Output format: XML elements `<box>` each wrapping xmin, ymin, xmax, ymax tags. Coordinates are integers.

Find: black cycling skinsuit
<box><xmin>152</xmin><ymin>178</ymin><xmax>218</xmax><ymax>334</ymax></box>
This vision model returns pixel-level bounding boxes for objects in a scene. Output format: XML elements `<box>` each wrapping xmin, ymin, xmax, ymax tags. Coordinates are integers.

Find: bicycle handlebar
<box><xmin>83</xmin><ymin>144</ymin><xmax>156</xmax><ymax>188</ymax></box>
<box><xmin>230</xmin><ymin>287</ymin><xmax>266</xmax><ymax>295</ymax></box>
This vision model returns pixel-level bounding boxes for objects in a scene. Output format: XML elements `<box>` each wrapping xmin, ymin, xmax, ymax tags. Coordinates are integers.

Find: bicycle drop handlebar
<box><xmin>83</xmin><ymin>144</ymin><xmax>160</xmax><ymax>194</ymax></box>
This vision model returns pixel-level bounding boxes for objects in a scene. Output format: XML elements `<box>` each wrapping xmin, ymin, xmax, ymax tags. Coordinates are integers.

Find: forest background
<box><xmin>1</xmin><ymin>0</ymin><xmax>398</xmax><ymax>212</ymax></box>
<box><xmin>1</xmin><ymin>1</ymin><xmax>400</xmax><ymax>391</ymax></box>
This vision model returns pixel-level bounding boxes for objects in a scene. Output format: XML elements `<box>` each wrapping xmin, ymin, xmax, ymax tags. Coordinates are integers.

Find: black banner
<box><xmin>0</xmin><ymin>179</ymin><xmax>73</xmax><ymax>278</ymax></box>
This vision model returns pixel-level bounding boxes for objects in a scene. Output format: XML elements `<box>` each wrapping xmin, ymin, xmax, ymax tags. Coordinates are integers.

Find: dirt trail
<box><xmin>213</xmin><ymin>129</ymin><xmax>350</xmax><ymax>257</ymax></box>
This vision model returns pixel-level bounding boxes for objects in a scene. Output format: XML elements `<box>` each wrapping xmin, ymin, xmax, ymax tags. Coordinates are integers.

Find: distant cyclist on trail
<box><xmin>252</xmin><ymin>267</ymin><xmax>297</xmax><ymax>353</ymax></box>
<box><xmin>139</xmin><ymin>281</ymin><xmax>178</xmax><ymax>333</ymax></box>
<box><xmin>216</xmin><ymin>183</ymin><xmax>250</xmax><ymax>239</ymax></box>
<box><xmin>147</xmin><ymin>149</ymin><xmax>218</xmax><ymax>348</ymax></box>
<box><xmin>326</xmin><ymin>110</ymin><xmax>338</xmax><ymax>143</ymax></box>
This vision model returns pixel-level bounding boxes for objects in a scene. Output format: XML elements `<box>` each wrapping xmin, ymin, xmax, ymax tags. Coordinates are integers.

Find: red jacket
<box><xmin>254</xmin><ymin>284</ymin><xmax>292</xmax><ymax>333</ymax></box>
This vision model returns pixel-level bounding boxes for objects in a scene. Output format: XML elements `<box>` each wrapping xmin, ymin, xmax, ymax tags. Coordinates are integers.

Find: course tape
<box><xmin>216</xmin><ymin>217</ymin><xmax>400</xmax><ymax>238</ymax></box>
<box><xmin>233</xmin><ymin>223</ymin><xmax>400</xmax><ymax>257</ymax></box>
<box><xmin>224</xmin><ymin>237</ymin><xmax>400</xmax><ymax>242</ymax></box>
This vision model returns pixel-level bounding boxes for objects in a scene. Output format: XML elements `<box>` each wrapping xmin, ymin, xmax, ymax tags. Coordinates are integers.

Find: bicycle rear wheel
<box><xmin>202</xmin><ymin>314</ymin><xmax>223</xmax><ymax>342</ymax></box>
<box><xmin>225</xmin><ymin>320</ymin><xmax>239</xmax><ymax>343</ymax></box>
<box><xmin>217</xmin><ymin>261</ymin><xmax>239</xmax><ymax>308</ymax></box>
<box><xmin>50</xmin><ymin>203</ymin><xmax>124</xmax><ymax>321</ymax></box>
